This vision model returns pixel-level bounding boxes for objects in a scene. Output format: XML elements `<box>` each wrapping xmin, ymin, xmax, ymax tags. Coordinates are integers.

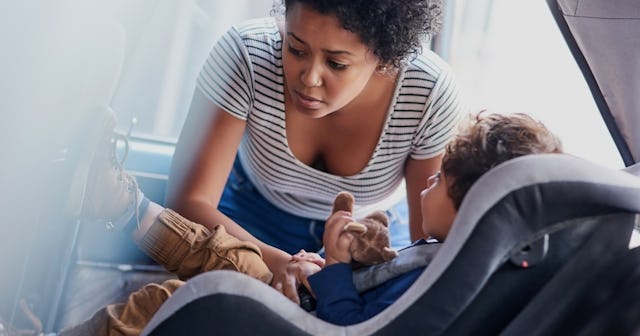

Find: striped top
<box><xmin>197</xmin><ymin>17</ymin><xmax>466</xmax><ymax>220</ymax></box>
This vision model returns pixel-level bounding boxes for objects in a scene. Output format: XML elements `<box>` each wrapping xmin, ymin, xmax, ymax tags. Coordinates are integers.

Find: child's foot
<box><xmin>67</xmin><ymin>108</ymin><xmax>142</xmax><ymax>231</ymax></box>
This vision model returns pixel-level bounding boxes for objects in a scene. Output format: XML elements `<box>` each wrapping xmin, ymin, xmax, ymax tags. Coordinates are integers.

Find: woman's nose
<box><xmin>301</xmin><ymin>62</ymin><xmax>323</xmax><ymax>88</ymax></box>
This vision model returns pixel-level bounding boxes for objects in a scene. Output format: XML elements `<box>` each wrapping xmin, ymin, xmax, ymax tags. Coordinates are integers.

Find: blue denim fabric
<box><xmin>385</xmin><ymin>200</ymin><xmax>412</xmax><ymax>250</ymax></box>
<box><xmin>218</xmin><ymin>158</ymin><xmax>412</xmax><ymax>255</ymax></box>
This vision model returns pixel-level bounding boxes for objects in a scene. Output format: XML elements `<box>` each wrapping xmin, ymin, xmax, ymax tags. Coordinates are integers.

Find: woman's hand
<box><xmin>291</xmin><ymin>249</ymin><xmax>325</xmax><ymax>268</ymax></box>
<box><xmin>290</xmin><ymin>250</ymin><xmax>324</xmax><ymax>297</ymax></box>
<box><xmin>266</xmin><ymin>252</ymin><xmax>302</xmax><ymax>304</ymax></box>
<box><xmin>289</xmin><ymin>260</ymin><xmax>322</xmax><ymax>296</ymax></box>
<box><xmin>323</xmin><ymin>210</ymin><xmax>355</xmax><ymax>266</ymax></box>
<box><xmin>267</xmin><ymin>249</ymin><xmax>326</xmax><ymax>303</ymax></box>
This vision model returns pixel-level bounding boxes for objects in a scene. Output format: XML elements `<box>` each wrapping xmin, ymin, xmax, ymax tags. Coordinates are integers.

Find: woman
<box><xmin>166</xmin><ymin>0</ymin><xmax>466</xmax><ymax>303</ymax></box>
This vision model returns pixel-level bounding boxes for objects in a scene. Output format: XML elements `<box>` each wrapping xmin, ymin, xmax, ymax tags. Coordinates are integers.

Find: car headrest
<box><xmin>429</xmin><ymin>153</ymin><xmax>640</xmax><ymax>285</ymax></box>
<box><xmin>387</xmin><ymin>153</ymin><xmax>640</xmax><ymax>334</ymax></box>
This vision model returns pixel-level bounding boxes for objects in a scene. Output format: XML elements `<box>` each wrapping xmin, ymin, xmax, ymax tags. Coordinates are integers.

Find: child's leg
<box><xmin>132</xmin><ymin>205</ymin><xmax>273</xmax><ymax>283</ymax></box>
<box><xmin>59</xmin><ymin>279</ymin><xmax>184</xmax><ymax>336</ymax></box>
<box><xmin>66</xmin><ymin>109</ymin><xmax>273</xmax><ymax>336</ymax></box>
<box><xmin>77</xmin><ymin>110</ymin><xmax>272</xmax><ymax>284</ymax></box>
<box><xmin>63</xmin><ymin>202</ymin><xmax>272</xmax><ymax>336</ymax></box>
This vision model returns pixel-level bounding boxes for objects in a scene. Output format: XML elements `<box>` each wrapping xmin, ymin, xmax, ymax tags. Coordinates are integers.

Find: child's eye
<box><xmin>288</xmin><ymin>45</ymin><xmax>305</xmax><ymax>57</ymax></box>
<box><xmin>328</xmin><ymin>60</ymin><xmax>347</xmax><ymax>71</ymax></box>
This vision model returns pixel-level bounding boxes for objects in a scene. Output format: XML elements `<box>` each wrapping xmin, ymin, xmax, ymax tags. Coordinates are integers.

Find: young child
<box><xmin>59</xmin><ymin>111</ymin><xmax>561</xmax><ymax>334</ymax></box>
<box><xmin>295</xmin><ymin>112</ymin><xmax>563</xmax><ymax>325</ymax></box>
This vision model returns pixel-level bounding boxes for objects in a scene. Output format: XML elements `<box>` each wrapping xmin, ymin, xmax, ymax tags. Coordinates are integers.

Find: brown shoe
<box><xmin>67</xmin><ymin>107</ymin><xmax>141</xmax><ymax>231</ymax></box>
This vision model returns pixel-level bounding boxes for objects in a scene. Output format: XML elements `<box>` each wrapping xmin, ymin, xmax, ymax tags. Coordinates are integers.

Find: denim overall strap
<box><xmin>217</xmin><ymin>157</ymin><xmax>325</xmax><ymax>254</ymax></box>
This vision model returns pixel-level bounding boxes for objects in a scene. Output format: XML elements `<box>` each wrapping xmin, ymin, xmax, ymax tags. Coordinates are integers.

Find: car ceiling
<box><xmin>547</xmin><ymin>0</ymin><xmax>640</xmax><ymax>166</ymax></box>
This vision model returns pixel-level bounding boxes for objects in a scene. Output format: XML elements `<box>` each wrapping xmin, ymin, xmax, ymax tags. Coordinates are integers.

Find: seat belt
<box><xmin>353</xmin><ymin>241</ymin><xmax>441</xmax><ymax>293</ymax></box>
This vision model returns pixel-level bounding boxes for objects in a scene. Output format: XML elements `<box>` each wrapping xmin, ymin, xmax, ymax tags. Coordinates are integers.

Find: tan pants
<box><xmin>60</xmin><ymin>209</ymin><xmax>273</xmax><ymax>336</ymax></box>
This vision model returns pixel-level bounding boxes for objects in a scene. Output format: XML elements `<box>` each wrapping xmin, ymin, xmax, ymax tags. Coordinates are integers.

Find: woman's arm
<box><xmin>404</xmin><ymin>154</ymin><xmax>443</xmax><ymax>242</ymax></box>
<box><xmin>166</xmin><ymin>90</ymin><xmax>252</xmax><ymax>240</ymax></box>
<box><xmin>165</xmin><ymin>90</ymin><xmax>298</xmax><ymax>302</ymax></box>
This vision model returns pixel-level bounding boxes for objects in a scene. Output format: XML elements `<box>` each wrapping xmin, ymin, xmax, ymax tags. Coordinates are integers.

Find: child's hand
<box><xmin>323</xmin><ymin>210</ymin><xmax>355</xmax><ymax>266</ymax></box>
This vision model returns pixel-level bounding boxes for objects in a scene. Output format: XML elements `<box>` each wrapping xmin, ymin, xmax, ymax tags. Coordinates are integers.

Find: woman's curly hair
<box><xmin>442</xmin><ymin>112</ymin><xmax>564</xmax><ymax>209</ymax></box>
<box><xmin>272</xmin><ymin>0</ymin><xmax>443</xmax><ymax>68</ymax></box>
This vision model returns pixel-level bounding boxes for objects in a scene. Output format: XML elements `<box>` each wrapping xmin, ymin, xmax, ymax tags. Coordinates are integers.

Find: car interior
<box><xmin>1</xmin><ymin>0</ymin><xmax>639</xmax><ymax>335</ymax></box>
<box><xmin>141</xmin><ymin>154</ymin><xmax>640</xmax><ymax>335</ymax></box>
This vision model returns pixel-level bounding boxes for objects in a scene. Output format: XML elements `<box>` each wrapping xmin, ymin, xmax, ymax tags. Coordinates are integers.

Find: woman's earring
<box><xmin>377</xmin><ymin>65</ymin><xmax>388</xmax><ymax>74</ymax></box>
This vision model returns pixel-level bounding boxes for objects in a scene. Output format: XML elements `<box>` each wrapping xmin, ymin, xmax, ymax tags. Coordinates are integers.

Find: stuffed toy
<box><xmin>298</xmin><ymin>192</ymin><xmax>400</xmax><ymax>311</ymax></box>
<box><xmin>332</xmin><ymin>191</ymin><xmax>399</xmax><ymax>267</ymax></box>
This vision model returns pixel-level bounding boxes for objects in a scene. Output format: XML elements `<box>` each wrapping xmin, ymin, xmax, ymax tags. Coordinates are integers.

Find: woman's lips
<box><xmin>295</xmin><ymin>90</ymin><xmax>323</xmax><ymax>110</ymax></box>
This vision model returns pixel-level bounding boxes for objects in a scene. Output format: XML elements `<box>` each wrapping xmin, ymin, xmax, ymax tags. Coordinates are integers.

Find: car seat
<box><xmin>501</xmin><ymin>161</ymin><xmax>640</xmax><ymax>335</ymax></box>
<box><xmin>503</xmin><ymin>240</ymin><xmax>640</xmax><ymax>336</ymax></box>
<box><xmin>141</xmin><ymin>154</ymin><xmax>640</xmax><ymax>335</ymax></box>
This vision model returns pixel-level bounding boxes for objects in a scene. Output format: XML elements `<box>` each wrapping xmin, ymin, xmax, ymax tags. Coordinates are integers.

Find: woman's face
<box><xmin>420</xmin><ymin>171</ymin><xmax>457</xmax><ymax>241</ymax></box>
<box><xmin>283</xmin><ymin>3</ymin><xmax>380</xmax><ymax>118</ymax></box>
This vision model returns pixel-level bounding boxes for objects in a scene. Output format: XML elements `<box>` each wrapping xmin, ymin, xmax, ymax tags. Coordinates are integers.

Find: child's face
<box><xmin>420</xmin><ymin>171</ymin><xmax>457</xmax><ymax>241</ymax></box>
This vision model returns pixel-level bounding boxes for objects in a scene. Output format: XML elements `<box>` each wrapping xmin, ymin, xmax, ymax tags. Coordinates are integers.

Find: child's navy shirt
<box><xmin>308</xmin><ymin>239</ymin><xmax>434</xmax><ymax>326</ymax></box>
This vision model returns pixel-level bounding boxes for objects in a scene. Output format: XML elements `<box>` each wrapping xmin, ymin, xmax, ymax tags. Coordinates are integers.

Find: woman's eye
<box><xmin>288</xmin><ymin>45</ymin><xmax>304</xmax><ymax>57</ymax></box>
<box><xmin>328</xmin><ymin>60</ymin><xmax>347</xmax><ymax>70</ymax></box>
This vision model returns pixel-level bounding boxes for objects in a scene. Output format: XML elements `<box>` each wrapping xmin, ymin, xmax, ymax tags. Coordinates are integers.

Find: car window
<box><xmin>110</xmin><ymin>0</ymin><xmax>273</xmax><ymax>141</ymax></box>
<box><xmin>111</xmin><ymin>0</ymin><xmax>623</xmax><ymax>169</ymax></box>
<box><xmin>442</xmin><ymin>0</ymin><xmax>623</xmax><ymax>169</ymax></box>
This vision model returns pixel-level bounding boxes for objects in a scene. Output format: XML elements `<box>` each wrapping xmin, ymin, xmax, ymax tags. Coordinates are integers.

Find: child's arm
<box><xmin>305</xmin><ymin>210</ymin><xmax>423</xmax><ymax>325</ymax></box>
<box><xmin>303</xmin><ymin>210</ymin><xmax>381</xmax><ymax>325</ymax></box>
<box><xmin>308</xmin><ymin>263</ymin><xmax>424</xmax><ymax>325</ymax></box>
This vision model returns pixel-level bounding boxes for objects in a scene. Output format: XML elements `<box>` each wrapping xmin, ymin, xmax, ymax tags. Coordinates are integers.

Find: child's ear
<box><xmin>332</xmin><ymin>191</ymin><xmax>355</xmax><ymax>213</ymax></box>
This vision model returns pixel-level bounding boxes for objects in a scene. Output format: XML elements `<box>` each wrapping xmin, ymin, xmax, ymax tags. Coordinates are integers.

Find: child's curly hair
<box><xmin>442</xmin><ymin>112</ymin><xmax>564</xmax><ymax>209</ymax></box>
<box><xmin>272</xmin><ymin>0</ymin><xmax>443</xmax><ymax>69</ymax></box>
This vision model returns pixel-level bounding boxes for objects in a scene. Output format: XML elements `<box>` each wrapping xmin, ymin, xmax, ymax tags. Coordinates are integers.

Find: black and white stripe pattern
<box><xmin>197</xmin><ymin>17</ymin><xmax>466</xmax><ymax>220</ymax></box>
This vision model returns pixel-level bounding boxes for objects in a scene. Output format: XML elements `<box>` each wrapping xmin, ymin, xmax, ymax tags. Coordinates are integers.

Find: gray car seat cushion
<box><xmin>143</xmin><ymin>154</ymin><xmax>640</xmax><ymax>335</ymax></box>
